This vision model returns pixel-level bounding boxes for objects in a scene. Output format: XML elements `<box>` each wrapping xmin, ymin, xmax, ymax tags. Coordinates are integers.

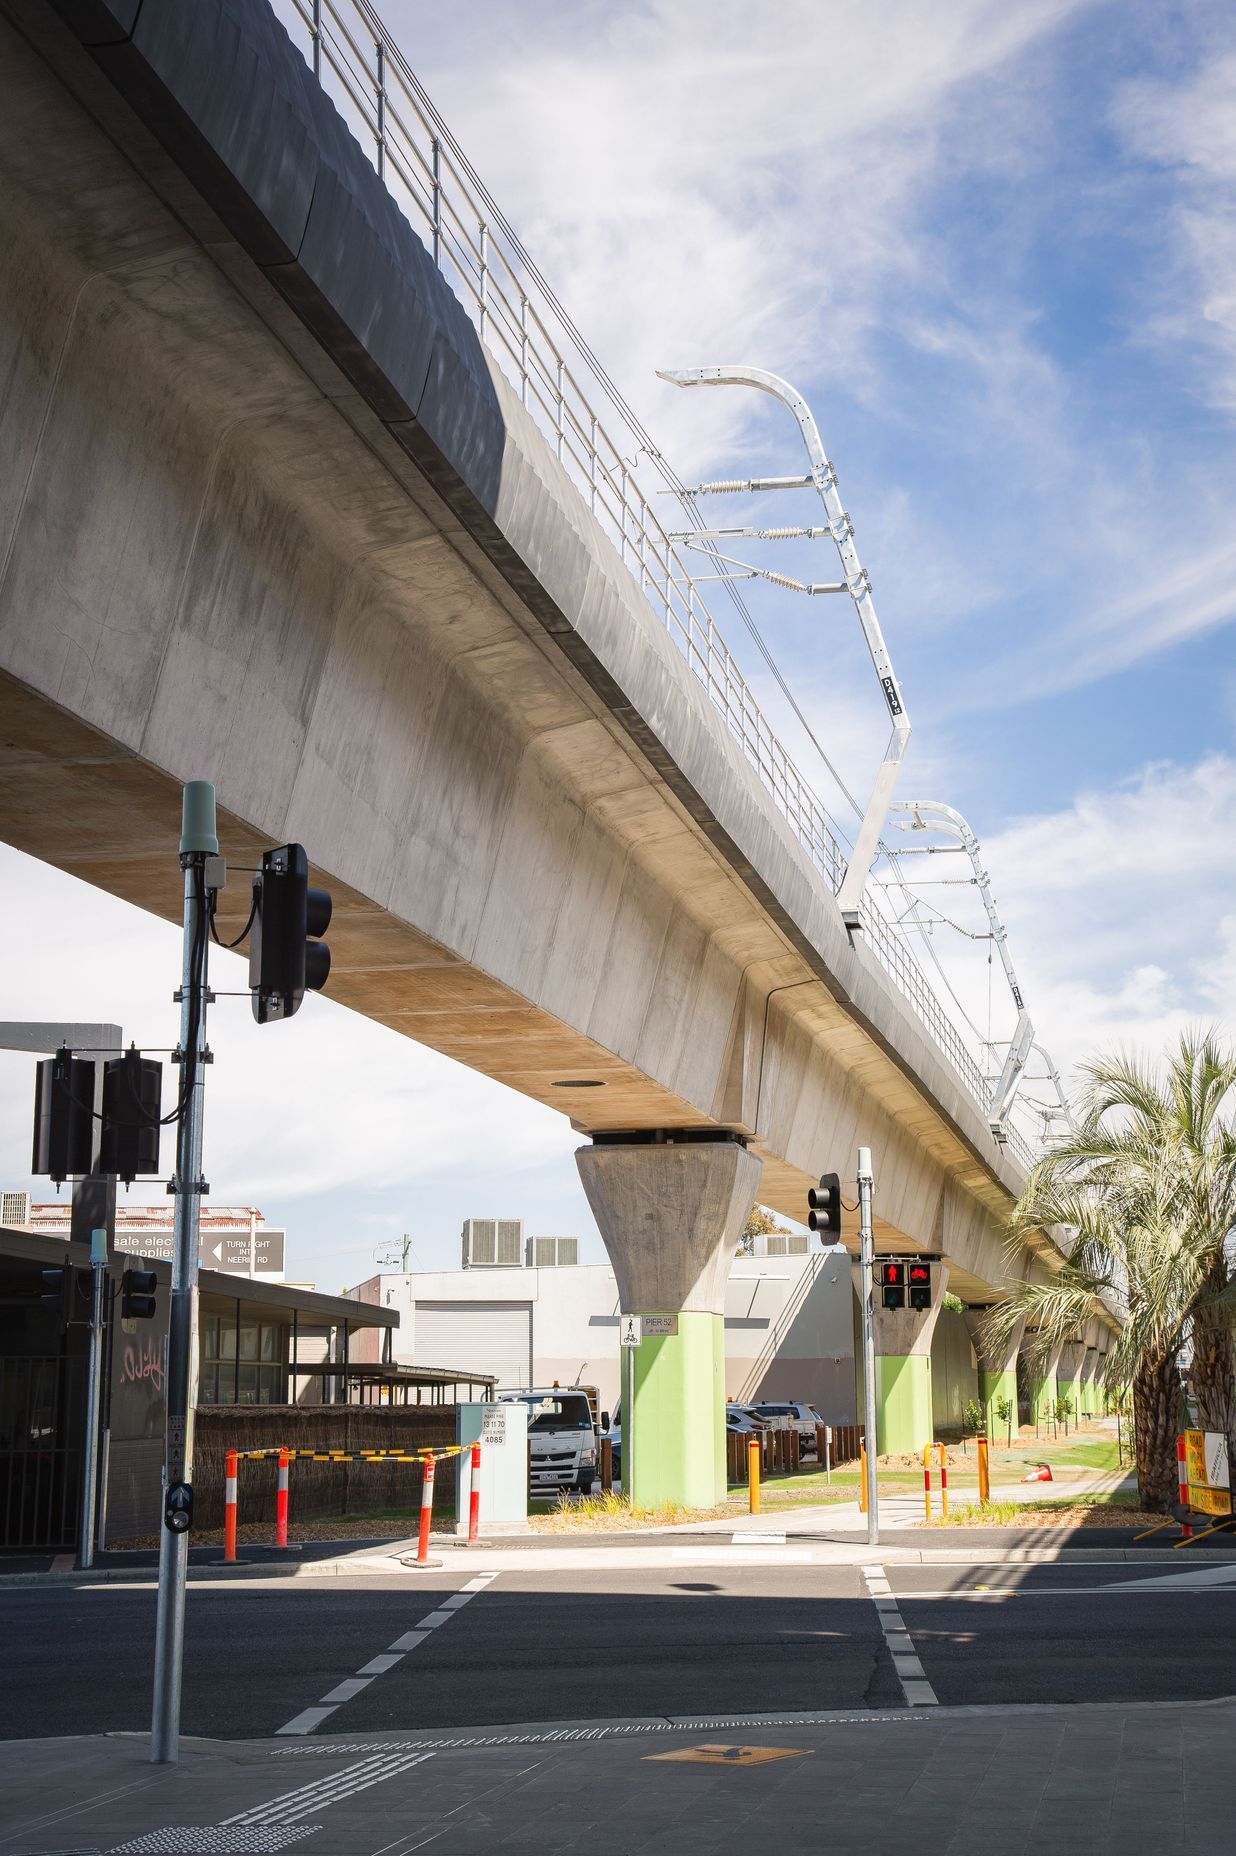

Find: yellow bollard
<box><xmin>859</xmin><ymin>1441</ymin><xmax>868</xmax><ymax>1513</ymax></box>
<box><xmin>922</xmin><ymin>1444</ymin><xmax>932</xmax><ymax>1522</ymax></box>
<box><xmin>938</xmin><ymin>1440</ymin><xmax>948</xmax><ymax>1519</ymax></box>
<box><xmin>748</xmin><ymin>1436</ymin><xmax>760</xmax><ymax>1515</ymax></box>
<box><xmin>977</xmin><ymin>1433</ymin><xmax>990</xmax><ymax>1506</ymax></box>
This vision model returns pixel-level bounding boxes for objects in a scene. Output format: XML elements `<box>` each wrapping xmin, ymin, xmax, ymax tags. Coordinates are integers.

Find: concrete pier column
<box><xmin>576</xmin><ymin>1134</ymin><xmax>762</xmax><ymax>1510</ymax></box>
<box><xmin>1025</xmin><ymin>1336</ymin><xmax>1064</xmax><ymax>1427</ymax></box>
<box><xmin>1057</xmin><ymin>1340</ymin><xmax>1087</xmax><ymax>1421</ymax></box>
<box><xmin>965</xmin><ymin>1309</ymin><xmax>1025</xmax><ymax>1438</ymax></box>
<box><xmin>853</xmin><ymin>1260</ymin><xmax>949</xmax><ymax>1453</ymax></box>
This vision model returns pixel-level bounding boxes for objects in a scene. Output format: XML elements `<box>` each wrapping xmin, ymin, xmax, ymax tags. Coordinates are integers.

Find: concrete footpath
<box><xmin>1</xmin><ymin>1698</ymin><xmax>1230</xmax><ymax>1855</ymax></box>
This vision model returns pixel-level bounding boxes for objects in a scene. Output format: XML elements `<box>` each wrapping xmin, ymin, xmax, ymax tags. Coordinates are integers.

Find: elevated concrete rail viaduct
<box><xmin>0</xmin><ymin>0</ymin><xmax>1110</xmax><ymax>1501</ymax></box>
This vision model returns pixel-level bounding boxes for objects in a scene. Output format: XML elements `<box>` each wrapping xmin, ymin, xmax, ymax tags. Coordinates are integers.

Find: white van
<box><xmin>500</xmin><ymin>1386</ymin><xmax>603</xmax><ymax>1495</ymax></box>
<box><xmin>747</xmin><ymin>1401</ymin><xmax>826</xmax><ymax>1456</ymax></box>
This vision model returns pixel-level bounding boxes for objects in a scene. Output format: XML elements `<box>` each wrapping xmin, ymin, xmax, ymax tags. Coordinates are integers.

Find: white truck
<box><xmin>499</xmin><ymin>1385</ymin><xmax>604</xmax><ymax>1496</ymax></box>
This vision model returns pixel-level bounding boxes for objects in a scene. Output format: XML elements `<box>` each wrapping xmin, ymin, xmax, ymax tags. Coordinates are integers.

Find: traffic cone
<box><xmin>1020</xmin><ymin>1463</ymin><xmax>1053</xmax><ymax>1482</ymax></box>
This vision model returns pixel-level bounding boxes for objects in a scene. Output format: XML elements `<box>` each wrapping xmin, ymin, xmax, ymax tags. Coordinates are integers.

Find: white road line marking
<box><xmin>731</xmin><ymin>1531</ymin><xmax>788</xmax><ymax>1544</ymax></box>
<box><xmin>276</xmin><ymin>1706</ymin><xmax>340</xmax><ymax>1737</ymax></box>
<box><xmin>317</xmin><ymin>1677</ymin><xmax>375</xmax><ymax>1705</ymax></box>
<box><xmin>862</xmin><ymin>1564</ymin><xmax>938</xmax><ymax>1708</ymax></box>
<box><xmin>275</xmin><ymin>1577</ymin><xmax>499</xmax><ymax>1735</ymax></box>
<box><xmin>668</xmin><ymin>1548</ymin><xmax>814</xmax><ymax>1564</ymax></box>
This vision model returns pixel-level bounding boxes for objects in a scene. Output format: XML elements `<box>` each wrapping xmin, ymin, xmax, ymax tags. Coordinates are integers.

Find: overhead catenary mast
<box><xmin>886</xmin><ymin>800</ymin><xmax>1075</xmax><ymax>1141</ymax></box>
<box><xmin>657</xmin><ymin>365</ymin><xmax>911</xmax><ymax>931</ymax></box>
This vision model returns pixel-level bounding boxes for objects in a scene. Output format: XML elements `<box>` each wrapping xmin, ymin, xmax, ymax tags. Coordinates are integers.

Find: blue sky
<box><xmin>2</xmin><ymin>0</ymin><xmax>1234</xmax><ymax>1285</ymax></box>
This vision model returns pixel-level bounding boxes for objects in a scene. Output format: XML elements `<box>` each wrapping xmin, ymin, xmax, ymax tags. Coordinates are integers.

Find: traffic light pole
<box><xmin>858</xmin><ymin>1146</ymin><xmax>879</xmax><ymax>1546</ymax></box>
<box><xmin>151</xmin><ymin>783</ymin><xmax>217</xmax><ymax>1766</ymax></box>
<box><xmin>77</xmin><ymin>1226</ymin><xmax>108</xmax><ymax>1570</ymax></box>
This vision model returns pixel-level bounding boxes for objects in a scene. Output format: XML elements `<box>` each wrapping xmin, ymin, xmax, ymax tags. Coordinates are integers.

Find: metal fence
<box><xmin>0</xmin><ymin>1356</ymin><xmax>83</xmax><ymax>1549</ymax></box>
<box><xmin>279</xmin><ymin>0</ymin><xmax>1034</xmax><ymax>1163</ymax></box>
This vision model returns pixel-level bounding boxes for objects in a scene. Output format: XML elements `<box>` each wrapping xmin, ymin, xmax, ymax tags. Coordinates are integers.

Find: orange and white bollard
<box><xmin>416</xmin><ymin>1455</ymin><xmax>436</xmax><ymax>1563</ymax></box>
<box><xmin>938</xmin><ymin>1440</ymin><xmax>948</xmax><ymax>1519</ymax></box>
<box><xmin>275</xmin><ymin>1447</ymin><xmax>290</xmax><ymax>1549</ymax></box>
<box><xmin>224</xmin><ymin>1449</ymin><xmax>238</xmax><ymax>1564</ymax></box>
<box><xmin>467</xmin><ymin>1443</ymin><xmax>481</xmax><ymax>1545</ymax></box>
<box><xmin>1177</xmin><ymin>1435</ymin><xmax>1192</xmax><ymax>1540</ymax></box>
<box><xmin>922</xmin><ymin>1445</ymin><xmax>932</xmax><ymax>1521</ymax></box>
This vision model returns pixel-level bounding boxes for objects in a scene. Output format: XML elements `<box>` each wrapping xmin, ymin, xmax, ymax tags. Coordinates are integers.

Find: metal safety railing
<box><xmin>277</xmin><ymin>0</ymin><xmax>1036</xmax><ymax>1160</ymax></box>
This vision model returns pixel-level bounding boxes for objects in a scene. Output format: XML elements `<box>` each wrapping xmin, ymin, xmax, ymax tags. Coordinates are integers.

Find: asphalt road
<box><xmin>4</xmin><ymin>1557</ymin><xmax>1235</xmax><ymax>1743</ymax></box>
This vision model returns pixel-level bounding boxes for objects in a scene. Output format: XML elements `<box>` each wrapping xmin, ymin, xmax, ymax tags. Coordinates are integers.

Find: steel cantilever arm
<box><xmin>887</xmin><ymin>800</ymin><xmax>1075</xmax><ymax>1139</ymax></box>
<box><xmin>658</xmin><ymin>364</ymin><xmax>911</xmax><ymax>929</ymax></box>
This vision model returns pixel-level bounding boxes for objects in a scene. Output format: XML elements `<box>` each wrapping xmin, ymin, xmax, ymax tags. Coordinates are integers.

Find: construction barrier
<box><xmin>275</xmin><ymin>1447</ymin><xmax>289</xmax><ymax>1550</ymax></box>
<box><xmin>223</xmin><ymin>1449</ymin><xmax>238</xmax><ymax>1564</ymax></box>
<box><xmin>466</xmin><ymin>1443</ymin><xmax>481</xmax><ymax>1545</ymax></box>
<box><xmin>416</xmin><ymin>1456</ymin><xmax>436</xmax><ymax>1564</ymax></box>
<box><xmin>221</xmin><ymin>1441</ymin><xmax>472</xmax><ymax>1550</ymax></box>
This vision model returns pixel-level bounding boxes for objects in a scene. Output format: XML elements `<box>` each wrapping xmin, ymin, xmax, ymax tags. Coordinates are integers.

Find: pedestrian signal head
<box><xmin>807</xmin><ymin>1171</ymin><xmax>842</xmax><ymax>1237</ymax></box>
<box><xmin>881</xmin><ymin>1260</ymin><xmax>905</xmax><ymax>1309</ymax></box>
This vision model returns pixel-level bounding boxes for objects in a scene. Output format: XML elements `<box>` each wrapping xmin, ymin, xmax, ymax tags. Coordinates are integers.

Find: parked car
<box><xmin>746</xmin><ymin>1401</ymin><xmax>827</xmax><ymax>1456</ymax></box>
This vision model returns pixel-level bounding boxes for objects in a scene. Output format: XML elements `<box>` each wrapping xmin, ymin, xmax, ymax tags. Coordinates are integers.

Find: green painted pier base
<box><xmin>979</xmin><ymin>1367</ymin><xmax>1018</xmax><ymax>1437</ymax></box>
<box><xmin>875</xmin><ymin>1354</ymin><xmax>933</xmax><ymax>1454</ymax></box>
<box><xmin>1029</xmin><ymin>1374</ymin><xmax>1058</xmax><ymax>1425</ymax></box>
<box><xmin>625</xmin><ymin>1312</ymin><xmax>726</xmax><ymax>1510</ymax></box>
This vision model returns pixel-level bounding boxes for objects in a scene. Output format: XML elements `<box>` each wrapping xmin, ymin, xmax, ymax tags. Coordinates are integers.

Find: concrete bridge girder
<box><xmin>0</xmin><ymin>7</ymin><xmax>1034</xmax><ymax>1288</ymax></box>
<box><xmin>0</xmin><ymin>1</ymin><xmax>1081</xmax><ymax>1513</ymax></box>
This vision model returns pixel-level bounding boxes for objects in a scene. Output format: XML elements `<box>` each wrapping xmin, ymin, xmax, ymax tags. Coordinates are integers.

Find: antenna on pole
<box><xmin>657</xmin><ymin>365</ymin><xmax>911</xmax><ymax>930</ymax></box>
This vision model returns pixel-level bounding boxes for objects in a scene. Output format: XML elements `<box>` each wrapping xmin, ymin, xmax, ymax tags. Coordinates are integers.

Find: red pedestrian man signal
<box><xmin>880</xmin><ymin>1261</ymin><xmax>905</xmax><ymax>1310</ymax></box>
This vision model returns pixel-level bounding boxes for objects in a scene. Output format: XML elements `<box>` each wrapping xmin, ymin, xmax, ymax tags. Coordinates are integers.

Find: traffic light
<box><xmin>100</xmin><ymin>1048</ymin><xmax>163</xmax><ymax>1186</ymax></box>
<box><xmin>249</xmin><ymin>843</ymin><xmax>333</xmax><ymax>1024</ymax></box>
<box><xmin>909</xmin><ymin>1262</ymin><xmax>933</xmax><ymax>1311</ymax></box>
<box><xmin>121</xmin><ymin>1267</ymin><xmax>158</xmax><ymax>1321</ymax></box>
<box><xmin>40</xmin><ymin>1266</ymin><xmax>74</xmax><ymax>1329</ymax></box>
<box><xmin>881</xmin><ymin>1261</ymin><xmax>905</xmax><ymax>1310</ymax></box>
<box><xmin>32</xmin><ymin>1050</ymin><xmax>95</xmax><ymax>1184</ymax></box>
<box><xmin>807</xmin><ymin>1171</ymin><xmax>842</xmax><ymax>1238</ymax></box>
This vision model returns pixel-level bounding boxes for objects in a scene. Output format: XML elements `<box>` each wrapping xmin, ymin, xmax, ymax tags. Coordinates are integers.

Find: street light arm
<box><xmin>658</xmin><ymin>365</ymin><xmax>911</xmax><ymax>929</ymax></box>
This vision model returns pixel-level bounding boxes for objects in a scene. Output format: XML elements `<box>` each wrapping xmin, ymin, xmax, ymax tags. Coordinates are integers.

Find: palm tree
<box><xmin>987</xmin><ymin>1032</ymin><xmax>1236</xmax><ymax>1512</ymax></box>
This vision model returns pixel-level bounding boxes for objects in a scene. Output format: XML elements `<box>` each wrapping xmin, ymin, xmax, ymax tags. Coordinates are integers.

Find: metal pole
<box><xmin>858</xmin><ymin>1145</ymin><xmax>879</xmax><ymax>1546</ymax></box>
<box><xmin>150</xmin><ymin>782</ymin><xmax>217</xmax><ymax>1765</ymax></box>
<box><xmin>77</xmin><ymin>1226</ymin><xmax>108</xmax><ymax>1570</ymax></box>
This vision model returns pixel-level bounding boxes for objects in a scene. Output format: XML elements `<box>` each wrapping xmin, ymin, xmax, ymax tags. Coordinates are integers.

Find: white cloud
<box><xmin>1113</xmin><ymin>49</ymin><xmax>1236</xmax><ymax>411</ymax></box>
<box><xmin>399</xmin><ymin>0</ymin><xmax>1086</xmax><ymax>469</ymax></box>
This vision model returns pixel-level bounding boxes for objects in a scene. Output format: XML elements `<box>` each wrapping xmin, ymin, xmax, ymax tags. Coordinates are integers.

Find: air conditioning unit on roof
<box><xmin>461</xmin><ymin>1217</ymin><xmax>523</xmax><ymax>1268</ymax></box>
<box><xmin>527</xmin><ymin>1236</ymin><xmax>579</xmax><ymax>1268</ymax></box>
<box><xmin>1</xmin><ymin>1190</ymin><xmax>31</xmax><ymax>1228</ymax></box>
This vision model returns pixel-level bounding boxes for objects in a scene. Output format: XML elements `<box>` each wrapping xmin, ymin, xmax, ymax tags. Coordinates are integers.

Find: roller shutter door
<box><xmin>413</xmin><ymin>1300</ymin><xmax>532</xmax><ymax>1389</ymax></box>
